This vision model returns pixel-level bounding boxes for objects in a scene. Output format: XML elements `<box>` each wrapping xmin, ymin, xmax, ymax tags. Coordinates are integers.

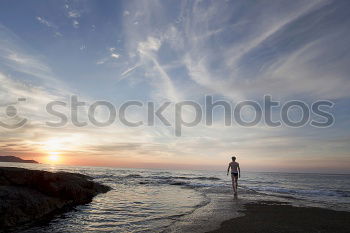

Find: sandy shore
<box><xmin>163</xmin><ymin>191</ymin><xmax>244</xmax><ymax>233</ymax></box>
<box><xmin>208</xmin><ymin>201</ymin><xmax>350</xmax><ymax>233</ymax></box>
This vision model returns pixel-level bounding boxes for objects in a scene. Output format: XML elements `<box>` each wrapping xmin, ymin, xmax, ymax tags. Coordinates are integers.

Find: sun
<box><xmin>47</xmin><ymin>152</ymin><xmax>61</xmax><ymax>164</ymax></box>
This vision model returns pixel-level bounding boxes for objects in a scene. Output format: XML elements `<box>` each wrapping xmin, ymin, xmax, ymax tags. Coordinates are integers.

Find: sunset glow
<box><xmin>46</xmin><ymin>152</ymin><xmax>61</xmax><ymax>164</ymax></box>
<box><xmin>0</xmin><ymin>0</ymin><xmax>349</xmax><ymax>173</ymax></box>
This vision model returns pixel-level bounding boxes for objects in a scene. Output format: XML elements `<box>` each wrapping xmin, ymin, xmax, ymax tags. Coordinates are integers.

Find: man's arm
<box><xmin>227</xmin><ymin>164</ymin><xmax>231</xmax><ymax>175</ymax></box>
<box><xmin>238</xmin><ymin>164</ymin><xmax>241</xmax><ymax>178</ymax></box>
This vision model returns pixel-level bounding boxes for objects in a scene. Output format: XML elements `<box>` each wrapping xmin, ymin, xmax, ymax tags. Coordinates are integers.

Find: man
<box><xmin>227</xmin><ymin>156</ymin><xmax>240</xmax><ymax>195</ymax></box>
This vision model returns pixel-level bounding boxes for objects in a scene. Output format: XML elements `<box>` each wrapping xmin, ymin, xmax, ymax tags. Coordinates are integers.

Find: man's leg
<box><xmin>231</xmin><ymin>174</ymin><xmax>237</xmax><ymax>194</ymax></box>
<box><xmin>234</xmin><ymin>176</ymin><xmax>238</xmax><ymax>194</ymax></box>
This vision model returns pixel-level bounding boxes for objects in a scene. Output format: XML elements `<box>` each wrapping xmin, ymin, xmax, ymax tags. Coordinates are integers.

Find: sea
<box><xmin>1</xmin><ymin>162</ymin><xmax>349</xmax><ymax>233</ymax></box>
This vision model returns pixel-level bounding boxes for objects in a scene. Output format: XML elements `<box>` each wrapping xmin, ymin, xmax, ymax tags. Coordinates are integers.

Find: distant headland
<box><xmin>0</xmin><ymin>155</ymin><xmax>39</xmax><ymax>164</ymax></box>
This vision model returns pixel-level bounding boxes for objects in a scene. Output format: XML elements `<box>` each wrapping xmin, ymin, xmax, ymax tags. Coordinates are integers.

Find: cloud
<box><xmin>138</xmin><ymin>37</ymin><xmax>161</xmax><ymax>53</ymax></box>
<box><xmin>63</xmin><ymin>3</ymin><xmax>82</xmax><ymax>29</ymax></box>
<box><xmin>111</xmin><ymin>53</ymin><xmax>120</xmax><ymax>59</ymax></box>
<box><xmin>68</xmin><ymin>10</ymin><xmax>81</xmax><ymax>18</ymax></box>
<box><xmin>1</xmin><ymin>1</ymin><xmax>350</xmax><ymax>170</ymax></box>
<box><xmin>113</xmin><ymin>0</ymin><xmax>350</xmax><ymax>167</ymax></box>
<box><xmin>121</xmin><ymin>0</ymin><xmax>350</xmax><ymax>101</ymax></box>
<box><xmin>96</xmin><ymin>48</ymin><xmax>121</xmax><ymax>65</ymax></box>
<box><xmin>0</xmin><ymin>25</ymin><xmax>59</xmax><ymax>83</ymax></box>
<box><xmin>120</xmin><ymin>64</ymin><xmax>140</xmax><ymax>78</ymax></box>
<box><xmin>72</xmin><ymin>20</ymin><xmax>79</xmax><ymax>28</ymax></box>
<box><xmin>36</xmin><ymin>16</ymin><xmax>55</xmax><ymax>28</ymax></box>
<box><xmin>36</xmin><ymin>16</ymin><xmax>62</xmax><ymax>37</ymax></box>
<box><xmin>96</xmin><ymin>58</ymin><xmax>107</xmax><ymax>65</ymax></box>
<box><xmin>181</xmin><ymin>0</ymin><xmax>350</xmax><ymax>100</ymax></box>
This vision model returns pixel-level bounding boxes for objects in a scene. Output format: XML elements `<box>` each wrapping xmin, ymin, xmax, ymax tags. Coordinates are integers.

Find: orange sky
<box><xmin>8</xmin><ymin>150</ymin><xmax>349</xmax><ymax>174</ymax></box>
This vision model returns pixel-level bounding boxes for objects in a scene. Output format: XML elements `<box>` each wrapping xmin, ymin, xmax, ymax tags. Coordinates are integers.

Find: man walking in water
<box><xmin>227</xmin><ymin>156</ymin><xmax>240</xmax><ymax>196</ymax></box>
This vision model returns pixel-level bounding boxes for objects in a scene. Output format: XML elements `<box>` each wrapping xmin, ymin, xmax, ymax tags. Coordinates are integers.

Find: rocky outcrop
<box><xmin>0</xmin><ymin>156</ymin><xmax>38</xmax><ymax>163</ymax></box>
<box><xmin>0</xmin><ymin>167</ymin><xmax>111</xmax><ymax>230</ymax></box>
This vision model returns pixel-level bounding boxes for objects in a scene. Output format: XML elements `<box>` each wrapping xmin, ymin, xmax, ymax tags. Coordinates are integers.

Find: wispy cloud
<box><xmin>36</xmin><ymin>16</ymin><xmax>62</xmax><ymax>37</ymax></box>
<box><xmin>96</xmin><ymin>48</ymin><xmax>121</xmax><ymax>65</ymax></box>
<box><xmin>0</xmin><ymin>24</ymin><xmax>58</xmax><ymax>82</ymax></box>
<box><xmin>111</xmin><ymin>53</ymin><xmax>119</xmax><ymax>59</ymax></box>
<box><xmin>1</xmin><ymin>0</ymin><xmax>350</xmax><ymax>171</ymax></box>
<box><xmin>36</xmin><ymin>16</ymin><xmax>55</xmax><ymax>28</ymax></box>
<box><xmin>68</xmin><ymin>10</ymin><xmax>81</xmax><ymax>18</ymax></box>
<box><xmin>120</xmin><ymin>64</ymin><xmax>140</xmax><ymax>78</ymax></box>
<box><xmin>72</xmin><ymin>20</ymin><xmax>79</xmax><ymax>28</ymax></box>
<box><xmin>63</xmin><ymin>3</ymin><xmax>82</xmax><ymax>29</ymax></box>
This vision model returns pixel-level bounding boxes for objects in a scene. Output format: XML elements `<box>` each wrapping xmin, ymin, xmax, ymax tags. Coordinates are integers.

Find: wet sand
<box><xmin>163</xmin><ymin>191</ymin><xmax>244</xmax><ymax>233</ymax></box>
<box><xmin>208</xmin><ymin>201</ymin><xmax>350</xmax><ymax>233</ymax></box>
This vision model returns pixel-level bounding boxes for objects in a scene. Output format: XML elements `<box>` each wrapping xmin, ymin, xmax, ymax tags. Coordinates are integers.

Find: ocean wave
<box><xmin>121</xmin><ymin>174</ymin><xmax>221</xmax><ymax>182</ymax></box>
<box><xmin>251</xmin><ymin>186</ymin><xmax>350</xmax><ymax>198</ymax></box>
<box><xmin>242</xmin><ymin>180</ymin><xmax>279</xmax><ymax>185</ymax></box>
<box><xmin>149</xmin><ymin>175</ymin><xmax>221</xmax><ymax>181</ymax></box>
<box><xmin>169</xmin><ymin>181</ymin><xmax>188</xmax><ymax>186</ymax></box>
<box><xmin>93</xmin><ymin>174</ymin><xmax>118</xmax><ymax>179</ymax></box>
<box><xmin>137</xmin><ymin>179</ymin><xmax>226</xmax><ymax>189</ymax></box>
<box><xmin>124</xmin><ymin>174</ymin><xmax>143</xmax><ymax>178</ymax></box>
<box><xmin>138</xmin><ymin>179</ymin><xmax>190</xmax><ymax>186</ymax></box>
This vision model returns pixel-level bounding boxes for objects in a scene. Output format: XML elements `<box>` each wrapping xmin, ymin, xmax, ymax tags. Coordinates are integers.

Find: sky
<box><xmin>0</xmin><ymin>0</ymin><xmax>350</xmax><ymax>173</ymax></box>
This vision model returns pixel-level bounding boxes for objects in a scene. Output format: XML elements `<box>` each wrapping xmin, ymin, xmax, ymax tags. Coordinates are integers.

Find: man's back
<box><xmin>230</xmin><ymin>161</ymin><xmax>239</xmax><ymax>173</ymax></box>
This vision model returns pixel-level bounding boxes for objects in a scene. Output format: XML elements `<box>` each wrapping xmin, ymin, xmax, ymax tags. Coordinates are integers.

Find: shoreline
<box><xmin>165</xmin><ymin>185</ymin><xmax>350</xmax><ymax>233</ymax></box>
<box><xmin>208</xmin><ymin>201</ymin><xmax>350</xmax><ymax>233</ymax></box>
<box><xmin>163</xmin><ymin>187</ymin><xmax>245</xmax><ymax>232</ymax></box>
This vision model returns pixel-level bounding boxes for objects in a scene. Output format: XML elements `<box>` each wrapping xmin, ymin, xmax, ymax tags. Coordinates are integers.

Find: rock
<box><xmin>0</xmin><ymin>155</ymin><xmax>39</xmax><ymax>163</ymax></box>
<box><xmin>0</xmin><ymin>167</ymin><xmax>111</xmax><ymax>230</ymax></box>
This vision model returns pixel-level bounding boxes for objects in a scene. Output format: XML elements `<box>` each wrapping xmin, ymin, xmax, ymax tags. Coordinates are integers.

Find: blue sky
<box><xmin>0</xmin><ymin>0</ymin><xmax>350</xmax><ymax>172</ymax></box>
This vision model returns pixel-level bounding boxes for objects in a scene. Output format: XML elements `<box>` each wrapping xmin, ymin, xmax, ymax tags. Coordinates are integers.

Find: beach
<box><xmin>209</xmin><ymin>201</ymin><xmax>350</xmax><ymax>233</ymax></box>
<box><xmin>1</xmin><ymin>162</ymin><xmax>349</xmax><ymax>233</ymax></box>
<box><xmin>164</xmin><ymin>187</ymin><xmax>350</xmax><ymax>233</ymax></box>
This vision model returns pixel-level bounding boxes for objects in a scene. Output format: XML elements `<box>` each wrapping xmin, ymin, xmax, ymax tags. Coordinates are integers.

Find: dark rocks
<box><xmin>0</xmin><ymin>167</ymin><xmax>111</xmax><ymax>230</ymax></box>
<box><xmin>0</xmin><ymin>156</ymin><xmax>38</xmax><ymax>163</ymax></box>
